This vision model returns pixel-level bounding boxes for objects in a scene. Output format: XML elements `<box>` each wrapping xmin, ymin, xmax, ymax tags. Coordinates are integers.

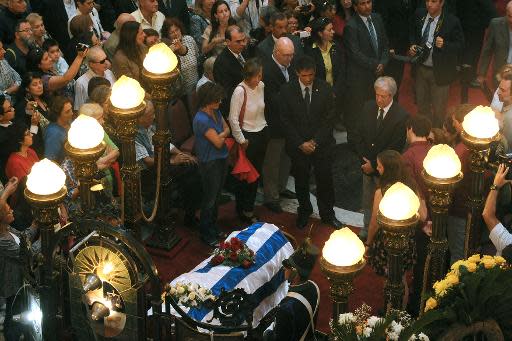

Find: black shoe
<box><xmin>184</xmin><ymin>213</ymin><xmax>199</xmax><ymax>228</ymax></box>
<box><xmin>238</xmin><ymin>211</ymin><xmax>258</xmax><ymax>224</ymax></box>
<box><xmin>296</xmin><ymin>210</ymin><xmax>312</xmax><ymax>230</ymax></box>
<box><xmin>280</xmin><ymin>189</ymin><xmax>297</xmax><ymax>199</ymax></box>
<box><xmin>321</xmin><ymin>216</ymin><xmax>343</xmax><ymax>229</ymax></box>
<box><xmin>201</xmin><ymin>236</ymin><xmax>219</xmax><ymax>248</ymax></box>
<box><xmin>264</xmin><ymin>201</ymin><xmax>283</xmax><ymax>213</ymax></box>
<box><xmin>469</xmin><ymin>79</ymin><xmax>481</xmax><ymax>88</ymax></box>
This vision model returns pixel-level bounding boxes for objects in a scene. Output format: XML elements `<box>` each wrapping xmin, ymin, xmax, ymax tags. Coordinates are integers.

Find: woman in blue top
<box><xmin>193</xmin><ymin>82</ymin><xmax>230</xmax><ymax>247</ymax></box>
<box><xmin>44</xmin><ymin>95</ymin><xmax>73</xmax><ymax>163</ymax></box>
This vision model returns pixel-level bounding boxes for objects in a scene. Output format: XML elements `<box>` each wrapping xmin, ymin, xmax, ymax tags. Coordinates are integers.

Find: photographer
<box><xmin>408</xmin><ymin>0</ymin><xmax>464</xmax><ymax>128</ymax></box>
<box><xmin>482</xmin><ymin>164</ymin><xmax>512</xmax><ymax>256</ymax></box>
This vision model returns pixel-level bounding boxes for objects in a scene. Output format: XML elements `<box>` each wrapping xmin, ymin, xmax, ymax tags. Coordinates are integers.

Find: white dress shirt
<box><xmin>228</xmin><ymin>0</ymin><xmax>268</xmax><ymax>32</ymax></box>
<box><xmin>378</xmin><ymin>100</ymin><xmax>393</xmax><ymax>120</ymax></box>
<box><xmin>229</xmin><ymin>81</ymin><xmax>267</xmax><ymax>143</ymax></box>
<box><xmin>490</xmin><ymin>222</ymin><xmax>512</xmax><ymax>255</ymax></box>
<box><xmin>74</xmin><ymin>69</ymin><xmax>116</xmax><ymax>110</ymax></box>
<box><xmin>421</xmin><ymin>14</ymin><xmax>440</xmax><ymax>67</ymax></box>
<box><xmin>299</xmin><ymin>80</ymin><xmax>312</xmax><ymax>102</ymax></box>
<box><xmin>131</xmin><ymin>9</ymin><xmax>165</xmax><ymax>35</ymax></box>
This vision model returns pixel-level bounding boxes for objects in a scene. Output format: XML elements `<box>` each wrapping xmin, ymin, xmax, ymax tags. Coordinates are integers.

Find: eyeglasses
<box><xmin>16</xmin><ymin>28</ymin><xmax>32</xmax><ymax>33</ymax></box>
<box><xmin>92</xmin><ymin>58</ymin><xmax>108</xmax><ymax>64</ymax></box>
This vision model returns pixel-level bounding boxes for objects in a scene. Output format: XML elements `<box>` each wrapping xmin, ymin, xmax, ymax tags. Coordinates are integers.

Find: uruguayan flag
<box><xmin>168</xmin><ymin>222</ymin><xmax>294</xmax><ymax>327</ymax></box>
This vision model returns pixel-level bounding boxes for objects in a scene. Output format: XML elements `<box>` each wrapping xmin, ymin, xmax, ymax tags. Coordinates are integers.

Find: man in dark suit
<box><xmin>409</xmin><ymin>0</ymin><xmax>464</xmax><ymax>128</ymax></box>
<box><xmin>343</xmin><ymin>0</ymin><xmax>389</xmax><ymax>139</ymax></box>
<box><xmin>373</xmin><ymin>0</ymin><xmax>418</xmax><ymax>97</ymax></box>
<box><xmin>0</xmin><ymin>0</ymin><xmax>29</xmax><ymax>45</ymax></box>
<box><xmin>455</xmin><ymin>0</ymin><xmax>496</xmax><ymax>86</ymax></box>
<box><xmin>262</xmin><ymin>37</ymin><xmax>296</xmax><ymax>213</ymax></box>
<box><xmin>158</xmin><ymin>0</ymin><xmax>190</xmax><ymax>30</ymax></box>
<box><xmin>477</xmin><ymin>1</ymin><xmax>511</xmax><ymax>87</ymax></box>
<box><xmin>351</xmin><ymin>76</ymin><xmax>409</xmax><ymax>239</ymax></box>
<box><xmin>257</xmin><ymin>12</ymin><xmax>303</xmax><ymax>60</ymax></box>
<box><xmin>213</xmin><ymin>25</ymin><xmax>247</xmax><ymax>117</ymax></box>
<box><xmin>40</xmin><ymin>0</ymin><xmax>73</xmax><ymax>52</ymax></box>
<box><xmin>280</xmin><ymin>56</ymin><xmax>341</xmax><ymax>229</ymax></box>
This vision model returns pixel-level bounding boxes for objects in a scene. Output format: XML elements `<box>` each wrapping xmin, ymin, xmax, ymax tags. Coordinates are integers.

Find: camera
<box><xmin>76</xmin><ymin>43</ymin><xmax>90</xmax><ymax>52</ymax></box>
<box><xmin>488</xmin><ymin>141</ymin><xmax>512</xmax><ymax>180</ymax></box>
<box><xmin>410</xmin><ymin>43</ymin><xmax>432</xmax><ymax>64</ymax></box>
<box><xmin>498</xmin><ymin>153</ymin><xmax>512</xmax><ymax>180</ymax></box>
<box><xmin>299</xmin><ymin>4</ymin><xmax>312</xmax><ymax>13</ymax></box>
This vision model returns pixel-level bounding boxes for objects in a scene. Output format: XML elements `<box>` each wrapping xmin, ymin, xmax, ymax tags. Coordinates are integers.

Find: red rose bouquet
<box><xmin>209</xmin><ymin>237</ymin><xmax>255</xmax><ymax>268</ymax></box>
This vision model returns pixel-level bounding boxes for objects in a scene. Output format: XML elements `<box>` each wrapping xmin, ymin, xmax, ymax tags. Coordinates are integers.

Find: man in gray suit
<box><xmin>478</xmin><ymin>1</ymin><xmax>512</xmax><ymax>86</ymax></box>
<box><xmin>257</xmin><ymin>12</ymin><xmax>303</xmax><ymax>60</ymax></box>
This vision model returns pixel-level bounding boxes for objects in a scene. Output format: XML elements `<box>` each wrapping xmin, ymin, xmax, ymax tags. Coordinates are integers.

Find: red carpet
<box><xmin>148</xmin><ymin>66</ymin><xmax>492</xmax><ymax>334</ymax></box>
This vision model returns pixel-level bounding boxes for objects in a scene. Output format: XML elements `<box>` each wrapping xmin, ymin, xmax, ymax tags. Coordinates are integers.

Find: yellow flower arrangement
<box><xmin>424</xmin><ymin>254</ymin><xmax>509</xmax><ymax>313</ymax></box>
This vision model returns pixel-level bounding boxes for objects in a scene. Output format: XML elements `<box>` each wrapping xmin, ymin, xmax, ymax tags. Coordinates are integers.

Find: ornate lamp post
<box><xmin>64</xmin><ymin>114</ymin><xmax>106</xmax><ymax>213</ymax></box>
<box><xmin>109</xmin><ymin>76</ymin><xmax>146</xmax><ymax>235</ymax></box>
<box><xmin>461</xmin><ymin>106</ymin><xmax>500</xmax><ymax>257</ymax></box>
<box><xmin>320</xmin><ymin>227</ymin><xmax>366</xmax><ymax>319</ymax></box>
<box><xmin>142</xmin><ymin>43</ymin><xmax>181</xmax><ymax>250</ymax></box>
<box><xmin>378</xmin><ymin>182</ymin><xmax>420</xmax><ymax>312</ymax></box>
<box><xmin>422</xmin><ymin>144</ymin><xmax>463</xmax><ymax>286</ymax></box>
<box><xmin>24</xmin><ymin>159</ymin><xmax>67</xmax><ymax>340</ymax></box>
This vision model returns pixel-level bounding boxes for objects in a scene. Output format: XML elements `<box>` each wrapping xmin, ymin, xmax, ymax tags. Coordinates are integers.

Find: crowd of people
<box><xmin>2</xmin><ymin>0</ymin><xmax>512</xmax><ymax>339</ymax></box>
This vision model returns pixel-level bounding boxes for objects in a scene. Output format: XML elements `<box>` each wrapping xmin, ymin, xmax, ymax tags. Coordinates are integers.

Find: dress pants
<box><xmin>291</xmin><ymin>147</ymin><xmax>335</xmax><ymax>220</ymax></box>
<box><xmin>234</xmin><ymin>127</ymin><xmax>269</xmax><ymax>213</ymax></box>
<box><xmin>262</xmin><ymin>137</ymin><xmax>291</xmax><ymax>204</ymax></box>
<box><xmin>361</xmin><ymin>173</ymin><xmax>379</xmax><ymax>233</ymax></box>
<box><xmin>415</xmin><ymin>64</ymin><xmax>449</xmax><ymax>128</ymax></box>
<box><xmin>199</xmin><ymin>158</ymin><xmax>228</xmax><ymax>240</ymax></box>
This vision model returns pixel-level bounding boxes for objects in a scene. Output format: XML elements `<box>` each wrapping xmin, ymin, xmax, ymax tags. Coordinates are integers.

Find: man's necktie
<box><xmin>282</xmin><ymin>66</ymin><xmax>289</xmax><ymax>82</ymax></box>
<box><xmin>304</xmin><ymin>87</ymin><xmax>311</xmax><ymax>115</ymax></box>
<box><xmin>421</xmin><ymin>17</ymin><xmax>434</xmax><ymax>45</ymax></box>
<box><xmin>237</xmin><ymin>54</ymin><xmax>245</xmax><ymax>66</ymax></box>
<box><xmin>367</xmin><ymin>16</ymin><xmax>378</xmax><ymax>54</ymax></box>
<box><xmin>376</xmin><ymin>108</ymin><xmax>384</xmax><ymax>131</ymax></box>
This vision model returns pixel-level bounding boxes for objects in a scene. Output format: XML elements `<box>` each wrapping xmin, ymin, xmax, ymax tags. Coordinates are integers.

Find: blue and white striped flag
<box><xmin>169</xmin><ymin>222</ymin><xmax>294</xmax><ymax>327</ymax></box>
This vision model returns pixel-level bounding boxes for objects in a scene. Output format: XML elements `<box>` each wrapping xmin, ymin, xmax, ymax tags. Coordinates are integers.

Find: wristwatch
<box><xmin>490</xmin><ymin>184</ymin><xmax>500</xmax><ymax>191</ymax></box>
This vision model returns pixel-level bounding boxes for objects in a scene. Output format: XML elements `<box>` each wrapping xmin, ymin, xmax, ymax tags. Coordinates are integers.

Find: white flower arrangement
<box><xmin>331</xmin><ymin>304</ymin><xmax>429</xmax><ymax>341</ymax></box>
<box><xmin>163</xmin><ymin>282</ymin><xmax>216</xmax><ymax>309</ymax></box>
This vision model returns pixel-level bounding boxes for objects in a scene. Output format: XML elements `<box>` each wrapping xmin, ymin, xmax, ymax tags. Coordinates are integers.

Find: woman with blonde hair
<box><xmin>26</xmin><ymin>13</ymin><xmax>49</xmax><ymax>47</ymax></box>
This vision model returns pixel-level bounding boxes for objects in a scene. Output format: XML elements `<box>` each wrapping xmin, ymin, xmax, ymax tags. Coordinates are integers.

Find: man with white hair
<box><xmin>74</xmin><ymin>46</ymin><xmax>116</xmax><ymax>110</ymax></box>
<box><xmin>261</xmin><ymin>37</ymin><xmax>296</xmax><ymax>213</ymax></box>
<box><xmin>103</xmin><ymin>13</ymin><xmax>135</xmax><ymax>60</ymax></box>
<box><xmin>131</xmin><ymin>0</ymin><xmax>165</xmax><ymax>34</ymax></box>
<box><xmin>350</xmin><ymin>76</ymin><xmax>409</xmax><ymax>240</ymax></box>
<box><xmin>196</xmin><ymin>56</ymin><xmax>216</xmax><ymax>91</ymax></box>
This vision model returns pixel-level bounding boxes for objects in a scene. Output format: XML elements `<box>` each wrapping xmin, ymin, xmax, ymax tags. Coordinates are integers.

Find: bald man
<box><xmin>103</xmin><ymin>13</ymin><xmax>136</xmax><ymax>60</ymax></box>
<box><xmin>478</xmin><ymin>1</ymin><xmax>512</xmax><ymax>87</ymax></box>
<box><xmin>261</xmin><ymin>37</ymin><xmax>296</xmax><ymax>213</ymax></box>
<box><xmin>74</xmin><ymin>46</ymin><xmax>116</xmax><ymax>110</ymax></box>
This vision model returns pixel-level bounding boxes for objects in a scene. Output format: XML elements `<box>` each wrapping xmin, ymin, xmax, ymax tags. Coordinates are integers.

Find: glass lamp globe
<box><xmin>110</xmin><ymin>75</ymin><xmax>145</xmax><ymax>109</ymax></box>
<box><xmin>68</xmin><ymin>114</ymin><xmax>104</xmax><ymax>150</ymax></box>
<box><xmin>462</xmin><ymin>105</ymin><xmax>499</xmax><ymax>139</ymax></box>
<box><xmin>379</xmin><ymin>182</ymin><xmax>420</xmax><ymax>221</ymax></box>
<box><xmin>423</xmin><ymin>144</ymin><xmax>461</xmax><ymax>179</ymax></box>
<box><xmin>143</xmin><ymin>42</ymin><xmax>178</xmax><ymax>74</ymax></box>
<box><xmin>322</xmin><ymin>228</ymin><xmax>365</xmax><ymax>267</ymax></box>
<box><xmin>26</xmin><ymin>158</ymin><xmax>66</xmax><ymax>195</ymax></box>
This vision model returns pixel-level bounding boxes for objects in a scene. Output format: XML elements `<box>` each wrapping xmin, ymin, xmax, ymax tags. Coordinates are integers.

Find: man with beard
<box><xmin>5</xmin><ymin>20</ymin><xmax>34</xmax><ymax>77</ymax></box>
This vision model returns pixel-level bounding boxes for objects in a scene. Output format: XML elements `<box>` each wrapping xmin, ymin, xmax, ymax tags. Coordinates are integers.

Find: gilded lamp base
<box><xmin>378</xmin><ymin>213</ymin><xmax>419</xmax><ymax>312</ymax></box>
<box><xmin>319</xmin><ymin>257</ymin><xmax>366</xmax><ymax>319</ymax></box>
